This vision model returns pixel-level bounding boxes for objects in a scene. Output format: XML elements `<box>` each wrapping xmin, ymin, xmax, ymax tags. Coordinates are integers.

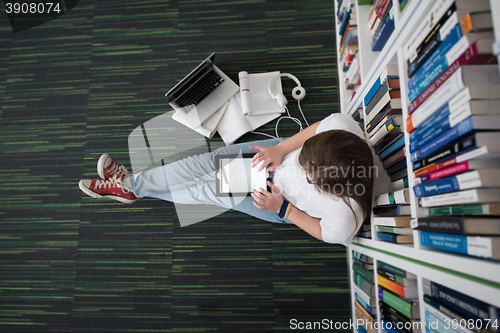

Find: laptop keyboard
<box><xmin>174</xmin><ymin>70</ymin><xmax>225</xmax><ymax>112</ymax></box>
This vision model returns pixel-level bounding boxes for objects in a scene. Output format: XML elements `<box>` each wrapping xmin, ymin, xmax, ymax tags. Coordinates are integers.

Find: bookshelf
<box><xmin>335</xmin><ymin>0</ymin><xmax>500</xmax><ymax>331</ymax></box>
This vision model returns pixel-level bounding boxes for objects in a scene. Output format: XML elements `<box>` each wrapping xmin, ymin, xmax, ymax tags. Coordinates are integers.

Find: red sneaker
<box><xmin>78</xmin><ymin>177</ymin><xmax>136</xmax><ymax>204</ymax></box>
<box><xmin>97</xmin><ymin>154</ymin><xmax>130</xmax><ymax>180</ymax></box>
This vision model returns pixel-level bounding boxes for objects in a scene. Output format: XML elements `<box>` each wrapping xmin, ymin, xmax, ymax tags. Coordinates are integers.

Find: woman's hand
<box><xmin>249</xmin><ymin>144</ymin><xmax>286</xmax><ymax>171</ymax></box>
<box><xmin>251</xmin><ymin>181</ymin><xmax>284</xmax><ymax>213</ymax></box>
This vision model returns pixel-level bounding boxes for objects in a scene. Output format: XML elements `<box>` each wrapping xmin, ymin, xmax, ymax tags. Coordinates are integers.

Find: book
<box><xmin>353</xmin><ymin>258</ymin><xmax>374</xmax><ymax>270</ymax></box>
<box><xmin>353</xmin><ymin>262</ymin><xmax>374</xmax><ymax>284</ymax></box>
<box><xmin>355</xmin><ymin>300</ymin><xmax>375</xmax><ymax>333</ymax></box>
<box><xmin>372</xmin><ymin>3</ymin><xmax>395</xmax><ymax>52</ymax></box>
<box><xmin>389</xmin><ymin>168</ymin><xmax>407</xmax><ymax>182</ymax></box>
<box><xmin>408</xmin><ymin>38</ymin><xmax>496</xmax><ymax>102</ymax></box>
<box><xmin>377</xmin><ymin>232</ymin><xmax>414</xmax><ymax>244</ymax></box>
<box><xmin>353</xmin><ymin>251</ymin><xmax>374</xmax><ymax>264</ymax></box>
<box><xmin>407</xmin><ymin>2</ymin><xmax>460</xmax><ymax>78</ymax></box>
<box><xmin>376</xmin><ymin>189</ymin><xmax>411</xmax><ymax>205</ymax></box>
<box><xmin>373</xmin><ymin>216</ymin><xmax>412</xmax><ymax>227</ymax></box>
<box><xmin>420</xmin><ymin>231</ymin><xmax>500</xmax><ymax>260</ymax></box>
<box><xmin>370</xmin><ymin>114</ymin><xmax>402</xmax><ymax>139</ymax></box>
<box><xmin>353</xmin><ymin>283</ymin><xmax>376</xmax><ymax>307</ymax></box>
<box><xmin>356</xmin><ymin>292</ymin><xmax>377</xmax><ymax>315</ymax></box>
<box><xmin>387</xmin><ymin>159</ymin><xmax>407</xmax><ymax>176</ymax></box>
<box><xmin>460</xmin><ymin>12</ymin><xmax>494</xmax><ymax>35</ymax></box>
<box><xmin>380</xmin><ymin>319</ymin><xmax>405</xmax><ymax>333</ymax></box>
<box><xmin>373</xmin><ymin>205</ymin><xmax>411</xmax><ymax>216</ymax></box>
<box><xmin>383</xmin><ymin>147</ymin><xmax>406</xmax><ymax>170</ymax></box>
<box><xmin>380</xmin><ymin>136</ymin><xmax>406</xmax><ymax>161</ymax></box>
<box><xmin>422</xmin><ymin>278</ymin><xmax>500</xmax><ymax>323</ymax></box>
<box><xmin>403</xmin><ymin>0</ymin><xmax>490</xmax><ymax>62</ymax></box>
<box><xmin>389</xmin><ymin>177</ymin><xmax>409</xmax><ymax>192</ymax></box>
<box><xmin>419</xmin><ymin>188</ymin><xmax>500</xmax><ymax>208</ymax></box>
<box><xmin>412</xmin><ymin>133</ymin><xmax>500</xmax><ymax>171</ymax></box>
<box><xmin>425</xmin><ymin>203</ymin><xmax>500</xmax><ymax>216</ymax></box>
<box><xmin>379</xmin><ymin>286</ymin><xmax>420</xmax><ymax>319</ymax></box>
<box><xmin>172</xmin><ymin>100</ymin><xmax>229</xmax><ymax>139</ymax></box>
<box><xmin>414</xmin><ymin>159</ymin><xmax>500</xmax><ymax>185</ymax></box>
<box><xmin>415</xmin><ymin>146</ymin><xmax>500</xmax><ymax>178</ymax></box>
<box><xmin>214</xmin><ymin>92</ymin><xmax>281</xmax><ymax>145</ymax></box>
<box><xmin>407</xmin><ymin>59</ymin><xmax>500</xmax><ymax>124</ymax></box>
<box><xmin>370</xmin><ymin>115</ymin><xmax>403</xmax><ymax>146</ymax></box>
<box><xmin>424</xmin><ymin>311</ymin><xmax>457</xmax><ymax>333</ymax></box>
<box><xmin>410</xmin><ymin>118</ymin><xmax>500</xmax><ymax>163</ymax></box>
<box><xmin>411</xmin><ymin>216</ymin><xmax>500</xmax><ymax>235</ymax></box>
<box><xmin>377</xmin><ymin>267</ymin><xmax>417</xmax><ymax>286</ymax></box>
<box><xmin>413</xmin><ymin>169</ymin><xmax>500</xmax><ymax>197</ymax></box>
<box><xmin>366</xmin><ymin>94</ymin><xmax>402</xmax><ymax>125</ymax></box>
<box><xmin>374</xmin><ymin>128</ymin><xmax>403</xmax><ymax>154</ymax></box>
<box><xmin>409</xmin><ymin>93</ymin><xmax>500</xmax><ymax>153</ymax></box>
<box><xmin>366</xmin><ymin>104</ymin><xmax>402</xmax><ymax>133</ymax></box>
<box><xmin>376</xmin><ymin>225</ymin><xmax>413</xmax><ymax>235</ymax></box>
<box><xmin>364</xmin><ymin>64</ymin><xmax>399</xmax><ymax>106</ymax></box>
<box><xmin>424</xmin><ymin>295</ymin><xmax>483</xmax><ymax>333</ymax></box>
<box><xmin>238</xmin><ymin>71</ymin><xmax>286</xmax><ymax>116</ymax></box>
<box><xmin>377</xmin><ymin>261</ymin><xmax>417</xmax><ymax>279</ymax></box>
<box><xmin>377</xmin><ymin>275</ymin><xmax>418</xmax><ymax>299</ymax></box>
<box><xmin>379</xmin><ymin>301</ymin><xmax>416</xmax><ymax>333</ymax></box>
<box><xmin>354</xmin><ymin>273</ymin><xmax>375</xmax><ymax>297</ymax></box>
<box><xmin>366</xmin><ymin>79</ymin><xmax>401</xmax><ymax>116</ymax></box>
<box><xmin>371</xmin><ymin>0</ymin><xmax>390</xmax><ymax>36</ymax></box>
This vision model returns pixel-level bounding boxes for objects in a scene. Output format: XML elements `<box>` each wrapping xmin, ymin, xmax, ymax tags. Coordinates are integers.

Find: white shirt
<box><xmin>272</xmin><ymin>113</ymin><xmax>367</xmax><ymax>245</ymax></box>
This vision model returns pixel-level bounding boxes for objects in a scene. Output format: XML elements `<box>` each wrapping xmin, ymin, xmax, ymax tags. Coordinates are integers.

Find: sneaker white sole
<box><xmin>97</xmin><ymin>153</ymin><xmax>110</xmax><ymax>180</ymax></box>
<box><xmin>78</xmin><ymin>179</ymin><xmax>136</xmax><ymax>204</ymax></box>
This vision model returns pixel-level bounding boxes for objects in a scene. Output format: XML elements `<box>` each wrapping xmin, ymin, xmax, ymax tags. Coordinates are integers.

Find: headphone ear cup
<box><xmin>274</xmin><ymin>93</ymin><xmax>288</xmax><ymax>108</ymax></box>
<box><xmin>292</xmin><ymin>86</ymin><xmax>306</xmax><ymax>101</ymax></box>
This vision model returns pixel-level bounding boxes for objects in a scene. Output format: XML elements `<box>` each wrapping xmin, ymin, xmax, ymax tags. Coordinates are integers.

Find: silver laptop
<box><xmin>165</xmin><ymin>52</ymin><xmax>239</xmax><ymax>128</ymax></box>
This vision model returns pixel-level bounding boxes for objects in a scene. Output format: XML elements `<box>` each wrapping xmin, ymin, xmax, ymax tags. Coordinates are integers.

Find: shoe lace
<box><xmin>94</xmin><ymin>176</ymin><xmax>132</xmax><ymax>194</ymax></box>
<box><xmin>109</xmin><ymin>163</ymin><xmax>129</xmax><ymax>178</ymax></box>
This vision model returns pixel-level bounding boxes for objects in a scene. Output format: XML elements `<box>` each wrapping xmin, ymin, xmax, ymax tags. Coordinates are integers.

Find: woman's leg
<box><xmin>127</xmin><ymin>137</ymin><xmax>292</xmax><ymax>223</ymax></box>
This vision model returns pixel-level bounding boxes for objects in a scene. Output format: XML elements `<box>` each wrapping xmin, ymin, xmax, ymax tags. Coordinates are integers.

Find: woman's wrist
<box><xmin>277</xmin><ymin>199</ymin><xmax>292</xmax><ymax>219</ymax></box>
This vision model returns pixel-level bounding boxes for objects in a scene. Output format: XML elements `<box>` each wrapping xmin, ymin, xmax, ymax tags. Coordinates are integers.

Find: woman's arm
<box><xmin>251</xmin><ymin>181</ymin><xmax>324</xmax><ymax>242</ymax></box>
<box><xmin>250</xmin><ymin>121</ymin><xmax>320</xmax><ymax>171</ymax></box>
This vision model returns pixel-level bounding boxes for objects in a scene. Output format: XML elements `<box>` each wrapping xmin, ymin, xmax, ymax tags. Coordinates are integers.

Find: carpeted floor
<box><xmin>0</xmin><ymin>0</ymin><xmax>350</xmax><ymax>331</ymax></box>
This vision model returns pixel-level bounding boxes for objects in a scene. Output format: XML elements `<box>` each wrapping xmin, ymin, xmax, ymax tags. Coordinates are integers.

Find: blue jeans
<box><xmin>128</xmin><ymin>138</ymin><xmax>293</xmax><ymax>224</ymax></box>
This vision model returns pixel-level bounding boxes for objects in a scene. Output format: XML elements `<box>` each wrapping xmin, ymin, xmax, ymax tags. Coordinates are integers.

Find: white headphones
<box><xmin>268</xmin><ymin>73</ymin><xmax>306</xmax><ymax>108</ymax></box>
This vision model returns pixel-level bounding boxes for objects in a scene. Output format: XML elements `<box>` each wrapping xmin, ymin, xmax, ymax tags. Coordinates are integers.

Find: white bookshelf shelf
<box><xmin>335</xmin><ymin>0</ymin><xmax>500</xmax><ymax>330</ymax></box>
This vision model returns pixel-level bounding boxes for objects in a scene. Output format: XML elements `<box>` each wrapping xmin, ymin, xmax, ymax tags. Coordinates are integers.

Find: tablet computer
<box><xmin>215</xmin><ymin>153</ymin><xmax>271</xmax><ymax>198</ymax></box>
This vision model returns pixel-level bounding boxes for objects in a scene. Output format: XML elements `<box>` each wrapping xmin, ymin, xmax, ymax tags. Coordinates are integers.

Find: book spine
<box><xmin>353</xmin><ymin>262</ymin><xmax>374</xmax><ymax>284</ymax></box>
<box><xmin>366</xmin><ymin>80</ymin><xmax>390</xmax><ymax>115</ymax></box>
<box><xmin>407</xmin><ymin>24</ymin><xmax>463</xmax><ymax>95</ymax></box>
<box><xmin>426</xmin><ymin>203</ymin><xmax>490</xmax><ymax>215</ymax></box>
<box><xmin>420</xmin><ymin>161</ymin><xmax>472</xmax><ymax>183</ymax></box>
<box><xmin>387</xmin><ymin>159</ymin><xmax>407</xmax><ymax>175</ymax></box>
<box><xmin>412</xmin><ymin>134</ymin><xmax>477</xmax><ymax>171</ymax></box>
<box><xmin>419</xmin><ymin>188</ymin><xmax>484</xmax><ymax>207</ymax></box>
<box><xmin>355</xmin><ymin>273</ymin><xmax>373</xmax><ymax>297</ymax></box>
<box><xmin>420</xmin><ymin>232</ymin><xmax>496</xmax><ymax>259</ymax></box>
<box><xmin>404</xmin><ymin>0</ymin><xmax>454</xmax><ymax>61</ymax></box>
<box><xmin>389</xmin><ymin>168</ymin><xmax>408</xmax><ymax>182</ymax></box>
<box><xmin>380</xmin><ymin>136</ymin><xmax>406</xmax><ymax>161</ymax></box>
<box><xmin>407</xmin><ymin>3</ymin><xmax>458</xmax><ymax>77</ymax></box>
<box><xmin>411</xmin><ymin>117</ymin><xmax>473</xmax><ymax>162</ymax></box>
<box><xmin>365</xmin><ymin>78</ymin><xmax>383</xmax><ymax>107</ymax></box>
<box><xmin>356</xmin><ymin>293</ymin><xmax>375</xmax><ymax>315</ymax></box>
<box><xmin>413</xmin><ymin>170</ymin><xmax>483</xmax><ymax>197</ymax></box>
<box><xmin>407</xmin><ymin>43</ymin><xmax>479</xmax><ymax>119</ymax></box>
<box><xmin>379</xmin><ymin>301</ymin><xmax>413</xmax><ymax>324</ymax></box>
<box><xmin>367</xmin><ymin>107</ymin><xmax>402</xmax><ymax>133</ymax></box>
<box><xmin>411</xmin><ymin>218</ymin><xmax>465</xmax><ymax>234</ymax></box>
<box><xmin>429</xmin><ymin>280</ymin><xmax>495</xmax><ymax>322</ymax></box>
<box><xmin>377</xmin><ymin>232</ymin><xmax>398</xmax><ymax>242</ymax></box>
<box><xmin>410</xmin><ymin>117</ymin><xmax>451</xmax><ymax>154</ymax></box>
<box><xmin>338</xmin><ymin>9</ymin><xmax>350</xmax><ymax>36</ymax></box>
<box><xmin>372</xmin><ymin>7</ymin><xmax>395</xmax><ymax>52</ymax></box>
<box><xmin>383</xmin><ymin>147</ymin><xmax>406</xmax><ymax>169</ymax></box>
<box><xmin>377</xmin><ymin>275</ymin><xmax>406</xmax><ymax>298</ymax></box>
<box><xmin>377</xmin><ymin>267</ymin><xmax>397</xmax><ymax>282</ymax></box>
<box><xmin>409</xmin><ymin>103</ymin><xmax>450</xmax><ymax>150</ymax></box>
<box><xmin>377</xmin><ymin>261</ymin><xmax>410</xmax><ymax>278</ymax></box>
<box><xmin>378</xmin><ymin>287</ymin><xmax>413</xmax><ymax>319</ymax></box>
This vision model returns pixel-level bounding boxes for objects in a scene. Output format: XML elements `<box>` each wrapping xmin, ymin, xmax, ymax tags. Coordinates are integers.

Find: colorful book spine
<box><xmin>378</xmin><ymin>287</ymin><xmax>416</xmax><ymax>319</ymax></box>
<box><xmin>383</xmin><ymin>147</ymin><xmax>406</xmax><ymax>169</ymax></box>
<box><xmin>377</xmin><ymin>275</ymin><xmax>415</xmax><ymax>298</ymax></box>
<box><xmin>353</xmin><ymin>262</ymin><xmax>374</xmax><ymax>284</ymax></box>
<box><xmin>410</xmin><ymin>117</ymin><xmax>480</xmax><ymax>163</ymax></box>
<box><xmin>408</xmin><ymin>24</ymin><xmax>463</xmax><ymax>94</ymax></box>
<box><xmin>377</xmin><ymin>261</ymin><xmax>416</xmax><ymax>279</ymax></box>
<box><xmin>425</xmin><ymin>203</ymin><xmax>500</xmax><ymax>216</ymax></box>
<box><xmin>419</xmin><ymin>188</ymin><xmax>500</xmax><ymax>208</ymax></box>
<box><xmin>380</xmin><ymin>136</ymin><xmax>406</xmax><ymax>161</ymax></box>
<box><xmin>416</xmin><ymin>160</ymin><xmax>488</xmax><ymax>184</ymax></box>
<box><xmin>420</xmin><ymin>232</ymin><xmax>500</xmax><ymax>260</ymax></box>
<box><xmin>371</xmin><ymin>3</ymin><xmax>395</xmax><ymax>52</ymax></box>
<box><xmin>356</xmin><ymin>292</ymin><xmax>375</xmax><ymax>315</ymax></box>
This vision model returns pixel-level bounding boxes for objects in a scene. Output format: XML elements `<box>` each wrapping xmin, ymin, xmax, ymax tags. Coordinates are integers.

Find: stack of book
<box><xmin>422</xmin><ymin>278</ymin><xmax>500</xmax><ymax>332</ymax></box>
<box><xmin>368</xmin><ymin>0</ymin><xmax>395</xmax><ymax>51</ymax></box>
<box><xmin>337</xmin><ymin>0</ymin><xmax>360</xmax><ymax>101</ymax></box>
<box><xmin>353</xmin><ymin>251</ymin><xmax>377</xmax><ymax>333</ymax></box>
<box><xmin>403</xmin><ymin>0</ymin><xmax>500</xmax><ymax>260</ymax></box>
<box><xmin>357</xmin><ymin>223</ymin><xmax>373</xmax><ymax>239</ymax></box>
<box><xmin>377</xmin><ymin>261</ymin><xmax>420</xmax><ymax>333</ymax></box>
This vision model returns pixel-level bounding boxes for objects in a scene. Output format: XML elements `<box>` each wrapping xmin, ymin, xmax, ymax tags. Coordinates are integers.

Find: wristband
<box><xmin>278</xmin><ymin>199</ymin><xmax>292</xmax><ymax>219</ymax></box>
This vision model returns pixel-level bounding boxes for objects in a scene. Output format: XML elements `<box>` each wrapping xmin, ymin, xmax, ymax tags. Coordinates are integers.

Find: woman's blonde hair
<box><xmin>298</xmin><ymin>129</ymin><xmax>374</xmax><ymax>238</ymax></box>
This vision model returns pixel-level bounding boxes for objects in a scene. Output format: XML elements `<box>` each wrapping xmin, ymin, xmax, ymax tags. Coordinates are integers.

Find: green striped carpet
<box><xmin>0</xmin><ymin>0</ymin><xmax>349</xmax><ymax>331</ymax></box>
